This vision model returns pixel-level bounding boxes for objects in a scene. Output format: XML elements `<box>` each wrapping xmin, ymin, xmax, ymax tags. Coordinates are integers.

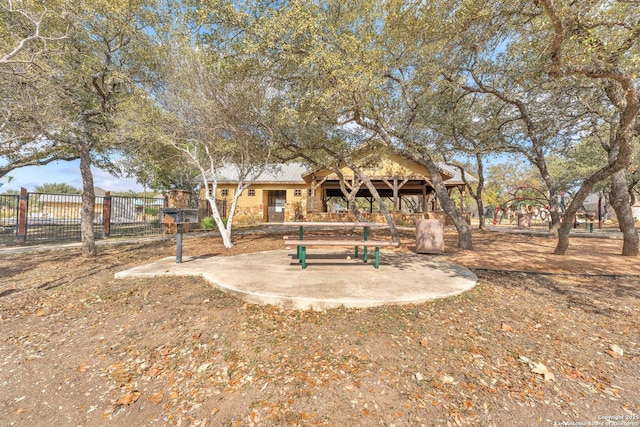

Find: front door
<box><xmin>267</xmin><ymin>190</ymin><xmax>286</xmax><ymax>222</ymax></box>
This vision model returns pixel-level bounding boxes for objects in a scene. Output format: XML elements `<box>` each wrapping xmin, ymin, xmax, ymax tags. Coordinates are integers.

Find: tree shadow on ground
<box><xmin>477</xmin><ymin>270</ymin><xmax>639</xmax><ymax>316</ymax></box>
<box><xmin>0</xmin><ymin>289</ymin><xmax>19</xmax><ymax>299</ymax></box>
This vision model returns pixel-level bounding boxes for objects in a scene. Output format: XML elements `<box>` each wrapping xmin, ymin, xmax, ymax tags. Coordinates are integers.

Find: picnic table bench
<box><xmin>277</xmin><ymin>221</ymin><xmax>399</xmax><ymax>269</ymax></box>
<box><xmin>284</xmin><ymin>238</ymin><xmax>399</xmax><ymax>269</ymax></box>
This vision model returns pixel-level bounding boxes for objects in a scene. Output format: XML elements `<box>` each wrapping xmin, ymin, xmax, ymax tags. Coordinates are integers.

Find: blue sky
<box><xmin>0</xmin><ymin>159</ymin><xmax>144</xmax><ymax>193</ymax></box>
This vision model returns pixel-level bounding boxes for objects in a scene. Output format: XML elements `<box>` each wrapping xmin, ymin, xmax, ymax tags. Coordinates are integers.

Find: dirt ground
<box><xmin>1</xmin><ymin>228</ymin><xmax>639</xmax><ymax>427</ymax></box>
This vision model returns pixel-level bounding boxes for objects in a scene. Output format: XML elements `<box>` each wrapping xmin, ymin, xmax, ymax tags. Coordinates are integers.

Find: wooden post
<box><xmin>103</xmin><ymin>191</ymin><xmax>111</xmax><ymax>238</ymax></box>
<box><xmin>17</xmin><ymin>187</ymin><xmax>28</xmax><ymax>244</ymax></box>
<box><xmin>309</xmin><ymin>182</ymin><xmax>316</xmax><ymax>212</ymax></box>
<box><xmin>382</xmin><ymin>176</ymin><xmax>408</xmax><ymax>212</ymax></box>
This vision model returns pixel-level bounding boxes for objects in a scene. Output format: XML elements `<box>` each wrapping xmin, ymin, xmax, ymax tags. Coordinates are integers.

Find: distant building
<box><xmin>37</xmin><ymin>188</ymin><xmax>107</xmax><ymax>220</ymax></box>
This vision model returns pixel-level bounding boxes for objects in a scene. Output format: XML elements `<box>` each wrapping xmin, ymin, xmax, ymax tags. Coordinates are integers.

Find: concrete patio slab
<box><xmin>115</xmin><ymin>249</ymin><xmax>477</xmax><ymax>310</ymax></box>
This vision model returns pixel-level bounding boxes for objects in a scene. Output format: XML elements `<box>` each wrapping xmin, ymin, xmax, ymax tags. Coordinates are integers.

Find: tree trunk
<box><xmin>535</xmin><ymin>157</ymin><xmax>561</xmax><ymax>238</ymax></box>
<box><xmin>360</xmin><ymin>175</ymin><xmax>399</xmax><ymax>242</ymax></box>
<box><xmin>554</xmin><ymin>214</ymin><xmax>572</xmax><ymax>255</ymax></box>
<box><xmin>206</xmin><ymin>194</ymin><xmax>233</xmax><ymax>248</ymax></box>
<box><xmin>423</xmin><ymin>156</ymin><xmax>473</xmax><ymax>250</ymax></box>
<box><xmin>474</xmin><ymin>153</ymin><xmax>485</xmax><ymax>230</ymax></box>
<box><xmin>345</xmin><ymin>162</ymin><xmax>399</xmax><ymax>241</ymax></box>
<box><xmin>394</xmin><ymin>148</ymin><xmax>472</xmax><ymax>249</ymax></box>
<box><xmin>476</xmin><ymin>198</ymin><xmax>485</xmax><ymax>230</ymax></box>
<box><xmin>609</xmin><ymin>170</ymin><xmax>639</xmax><ymax>256</ymax></box>
<box><xmin>347</xmin><ymin>196</ymin><xmax>366</xmax><ymax>222</ymax></box>
<box><xmin>78</xmin><ymin>126</ymin><xmax>97</xmax><ymax>257</ymax></box>
<box><xmin>554</xmin><ymin>177</ymin><xmax>604</xmax><ymax>254</ymax></box>
<box><xmin>337</xmin><ymin>173</ymin><xmax>366</xmax><ymax>222</ymax></box>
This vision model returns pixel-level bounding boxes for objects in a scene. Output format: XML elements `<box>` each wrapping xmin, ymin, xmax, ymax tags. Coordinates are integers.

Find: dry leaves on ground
<box><xmin>0</xmin><ymin>229</ymin><xmax>638</xmax><ymax>426</ymax></box>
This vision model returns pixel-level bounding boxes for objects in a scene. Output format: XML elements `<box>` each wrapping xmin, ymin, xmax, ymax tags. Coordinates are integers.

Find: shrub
<box><xmin>201</xmin><ymin>216</ymin><xmax>216</xmax><ymax>229</ymax></box>
<box><xmin>201</xmin><ymin>216</ymin><xmax>227</xmax><ymax>229</ymax></box>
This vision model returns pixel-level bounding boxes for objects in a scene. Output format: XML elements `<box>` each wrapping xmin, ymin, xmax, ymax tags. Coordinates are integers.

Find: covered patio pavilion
<box><xmin>302</xmin><ymin>156</ymin><xmax>474</xmax><ymax>218</ymax></box>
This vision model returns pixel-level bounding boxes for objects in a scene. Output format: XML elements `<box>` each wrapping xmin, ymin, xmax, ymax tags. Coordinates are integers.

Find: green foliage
<box><xmin>144</xmin><ymin>206</ymin><xmax>159</xmax><ymax>216</ymax></box>
<box><xmin>34</xmin><ymin>183</ymin><xmax>81</xmax><ymax>194</ymax></box>
<box><xmin>111</xmin><ymin>190</ymin><xmax>145</xmax><ymax>197</ymax></box>
<box><xmin>200</xmin><ymin>216</ymin><xmax>216</xmax><ymax>229</ymax></box>
<box><xmin>484</xmin><ymin>161</ymin><xmax>544</xmax><ymax>206</ymax></box>
<box><xmin>201</xmin><ymin>216</ymin><xmax>226</xmax><ymax>229</ymax></box>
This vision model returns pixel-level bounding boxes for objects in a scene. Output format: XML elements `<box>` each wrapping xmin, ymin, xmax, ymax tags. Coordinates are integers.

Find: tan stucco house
<box><xmin>205</xmin><ymin>148</ymin><xmax>474</xmax><ymax>224</ymax></box>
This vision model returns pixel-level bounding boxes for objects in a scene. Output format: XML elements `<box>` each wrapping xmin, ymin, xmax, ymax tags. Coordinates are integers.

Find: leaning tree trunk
<box><xmin>609</xmin><ymin>170</ymin><xmax>639</xmax><ymax>256</ymax></box>
<box><xmin>554</xmin><ymin>170</ymin><xmax>614</xmax><ymax>254</ymax></box>
<box><xmin>361</xmin><ymin>176</ymin><xmax>399</xmax><ymax>242</ymax></box>
<box><xmin>78</xmin><ymin>127</ymin><xmax>97</xmax><ymax>257</ymax></box>
<box><xmin>347</xmin><ymin>197</ymin><xmax>366</xmax><ymax>222</ymax></box>
<box><xmin>345</xmin><ymin>161</ymin><xmax>400</xmax><ymax>241</ymax></box>
<box><xmin>423</xmin><ymin>157</ymin><xmax>473</xmax><ymax>250</ymax></box>
<box><xmin>337</xmin><ymin>173</ymin><xmax>366</xmax><ymax>222</ymax></box>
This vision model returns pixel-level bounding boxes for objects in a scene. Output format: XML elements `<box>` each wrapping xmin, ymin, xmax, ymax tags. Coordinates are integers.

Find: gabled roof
<box><xmin>208</xmin><ymin>159</ymin><xmax>477</xmax><ymax>186</ymax></box>
<box><xmin>436</xmin><ymin>163</ymin><xmax>478</xmax><ymax>185</ymax></box>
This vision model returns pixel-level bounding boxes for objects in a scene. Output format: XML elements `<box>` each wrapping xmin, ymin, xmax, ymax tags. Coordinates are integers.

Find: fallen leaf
<box><xmin>15</xmin><ymin>408</ymin><xmax>26</xmax><ymax>414</ymax></box>
<box><xmin>531</xmin><ymin>363</ymin><xmax>555</xmax><ymax>382</ymax></box>
<box><xmin>150</xmin><ymin>392</ymin><xmax>163</xmax><ymax>404</ymax></box>
<box><xmin>501</xmin><ymin>323</ymin><xmax>512</xmax><ymax>332</ymax></box>
<box><xmin>604</xmin><ymin>349</ymin><xmax>620</xmax><ymax>359</ymax></box>
<box><xmin>609</xmin><ymin>344</ymin><xmax>623</xmax><ymax>357</ymax></box>
<box><xmin>146</xmin><ymin>367</ymin><xmax>162</xmax><ymax>377</ymax></box>
<box><xmin>420</xmin><ymin>338</ymin><xmax>428</xmax><ymax>347</ymax></box>
<box><xmin>197</xmin><ymin>362</ymin><xmax>212</xmax><ymax>372</ymax></box>
<box><xmin>441</xmin><ymin>374</ymin><xmax>455</xmax><ymax>385</ymax></box>
<box><xmin>116</xmin><ymin>391</ymin><xmax>141</xmax><ymax>406</ymax></box>
<box><xmin>77</xmin><ymin>365</ymin><xmax>89</xmax><ymax>372</ymax></box>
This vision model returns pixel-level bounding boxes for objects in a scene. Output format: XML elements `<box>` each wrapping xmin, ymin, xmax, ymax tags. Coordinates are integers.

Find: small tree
<box><xmin>155</xmin><ymin>34</ymin><xmax>275</xmax><ymax>248</ymax></box>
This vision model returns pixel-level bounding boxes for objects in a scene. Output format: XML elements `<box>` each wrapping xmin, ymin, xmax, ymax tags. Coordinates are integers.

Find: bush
<box><xmin>201</xmin><ymin>216</ymin><xmax>216</xmax><ymax>229</ymax></box>
<box><xmin>201</xmin><ymin>216</ymin><xmax>227</xmax><ymax>229</ymax></box>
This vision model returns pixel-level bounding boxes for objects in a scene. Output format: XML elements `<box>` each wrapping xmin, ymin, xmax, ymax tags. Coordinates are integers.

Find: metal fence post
<box><xmin>17</xmin><ymin>187</ymin><xmax>28</xmax><ymax>244</ymax></box>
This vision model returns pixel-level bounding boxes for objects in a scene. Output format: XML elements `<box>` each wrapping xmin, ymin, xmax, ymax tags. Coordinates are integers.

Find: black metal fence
<box><xmin>108</xmin><ymin>195</ymin><xmax>164</xmax><ymax>237</ymax></box>
<box><xmin>0</xmin><ymin>191</ymin><xmax>165</xmax><ymax>245</ymax></box>
<box><xmin>0</xmin><ymin>194</ymin><xmax>19</xmax><ymax>245</ymax></box>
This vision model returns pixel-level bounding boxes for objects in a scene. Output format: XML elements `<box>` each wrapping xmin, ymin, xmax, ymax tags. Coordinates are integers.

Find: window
<box><xmin>294</xmin><ymin>189</ymin><xmax>302</xmax><ymax>197</ymax></box>
<box><xmin>221</xmin><ymin>189</ymin><xmax>229</xmax><ymax>197</ymax></box>
<box><xmin>248</xmin><ymin>189</ymin><xmax>256</xmax><ymax>197</ymax></box>
<box><xmin>308</xmin><ymin>189</ymin><xmax>313</xmax><ymax>196</ymax></box>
